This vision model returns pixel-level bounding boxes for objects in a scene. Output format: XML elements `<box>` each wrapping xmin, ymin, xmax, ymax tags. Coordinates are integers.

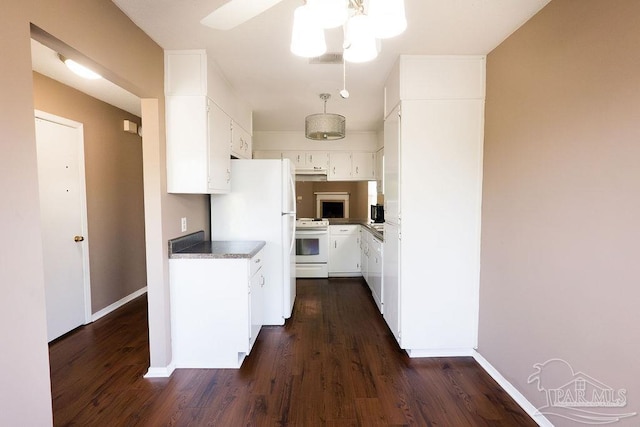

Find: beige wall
<box><xmin>296</xmin><ymin>181</ymin><xmax>369</xmax><ymax>219</ymax></box>
<box><xmin>33</xmin><ymin>72</ymin><xmax>147</xmax><ymax>312</ymax></box>
<box><xmin>479</xmin><ymin>1</ymin><xmax>640</xmax><ymax>425</ymax></box>
<box><xmin>1</xmin><ymin>1</ymin><xmax>209</xmax><ymax>424</ymax></box>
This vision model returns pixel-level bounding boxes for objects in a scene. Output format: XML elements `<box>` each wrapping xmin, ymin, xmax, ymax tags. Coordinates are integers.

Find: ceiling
<box><xmin>31</xmin><ymin>39</ymin><xmax>141</xmax><ymax>117</ymax></box>
<box><xmin>36</xmin><ymin>1</ymin><xmax>553</xmax><ymax>132</ymax></box>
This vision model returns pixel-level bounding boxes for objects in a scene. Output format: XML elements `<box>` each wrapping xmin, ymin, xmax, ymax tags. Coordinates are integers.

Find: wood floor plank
<box><xmin>49</xmin><ymin>279</ymin><xmax>537</xmax><ymax>426</ymax></box>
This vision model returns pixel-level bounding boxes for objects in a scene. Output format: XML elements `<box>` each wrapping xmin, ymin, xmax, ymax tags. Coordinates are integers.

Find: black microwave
<box><xmin>371</xmin><ymin>204</ymin><xmax>384</xmax><ymax>223</ymax></box>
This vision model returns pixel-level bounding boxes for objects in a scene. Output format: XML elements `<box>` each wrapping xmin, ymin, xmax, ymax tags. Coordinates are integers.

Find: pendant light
<box><xmin>305</xmin><ymin>93</ymin><xmax>345</xmax><ymax>140</ymax></box>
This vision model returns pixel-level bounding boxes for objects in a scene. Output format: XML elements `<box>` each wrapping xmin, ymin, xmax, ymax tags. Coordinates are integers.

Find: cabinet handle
<box><xmin>309</xmin><ymin>154</ymin><xmax>313</xmax><ymax>162</ymax></box>
<box><xmin>255</xmin><ymin>258</ymin><xmax>261</xmax><ymax>263</ymax></box>
<box><xmin>334</xmin><ymin>241</ymin><xmax>337</xmax><ymax>249</ymax></box>
<box><xmin>226</xmin><ymin>169</ymin><xmax>231</xmax><ymax>183</ymax></box>
<box><xmin>356</xmin><ymin>166</ymin><xmax>359</xmax><ymax>174</ymax></box>
<box><xmin>333</xmin><ymin>166</ymin><xmax>336</xmax><ymax>175</ymax></box>
<box><xmin>261</xmin><ymin>275</ymin><xmax>265</xmax><ymax>287</ymax></box>
<box><xmin>297</xmin><ymin>154</ymin><xmax>300</xmax><ymax>162</ymax></box>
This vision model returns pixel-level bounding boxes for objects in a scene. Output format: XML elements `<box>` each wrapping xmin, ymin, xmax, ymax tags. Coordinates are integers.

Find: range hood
<box><xmin>295</xmin><ymin>167</ymin><xmax>327</xmax><ymax>182</ymax></box>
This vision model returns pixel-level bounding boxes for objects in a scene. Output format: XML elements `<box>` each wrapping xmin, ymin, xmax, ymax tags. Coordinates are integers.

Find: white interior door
<box><xmin>35</xmin><ymin>111</ymin><xmax>91</xmax><ymax>342</ymax></box>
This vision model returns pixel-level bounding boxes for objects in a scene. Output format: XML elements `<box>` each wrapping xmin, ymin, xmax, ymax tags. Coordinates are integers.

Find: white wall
<box><xmin>253</xmin><ymin>130</ymin><xmax>378</xmax><ymax>152</ymax></box>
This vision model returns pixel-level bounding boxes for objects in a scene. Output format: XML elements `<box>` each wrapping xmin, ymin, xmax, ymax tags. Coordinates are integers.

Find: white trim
<box><xmin>406</xmin><ymin>348</ymin><xmax>475</xmax><ymax>358</ymax></box>
<box><xmin>35</xmin><ymin>110</ymin><xmax>93</xmax><ymax>326</ymax></box>
<box><xmin>144</xmin><ymin>363</ymin><xmax>176</xmax><ymax>378</ymax></box>
<box><xmin>315</xmin><ymin>192</ymin><xmax>350</xmax><ymax>218</ymax></box>
<box><xmin>472</xmin><ymin>350</ymin><xmax>553</xmax><ymax>427</ymax></box>
<box><xmin>91</xmin><ymin>287</ymin><xmax>148</xmax><ymax>322</ymax></box>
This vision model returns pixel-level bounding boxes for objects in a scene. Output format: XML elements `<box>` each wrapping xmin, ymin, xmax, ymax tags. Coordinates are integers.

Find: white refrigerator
<box><xmin>210</xmin><ymin>159</ymin><xmax>296</xmax><ymax>325</ymax></box>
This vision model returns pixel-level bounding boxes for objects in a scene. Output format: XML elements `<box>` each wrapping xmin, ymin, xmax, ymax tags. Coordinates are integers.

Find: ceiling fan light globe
<box><xmin>343</xmin><ymin>15</ymin><xmax>378</xmax><ymax>63</ymax></box>
<box><xmin>290</xmin><ymin>5</ymin><xmax>327</xmax><ymax>58</ymax></box>
<box><xmin>368</xmin><ymin>0</ymin><xmax>408</xmax><ymax>39</ymax></box>
<box><xmin>307</xmin><ymin>0</ymin><xmax>349</xmax><ymax>29</ymax></box>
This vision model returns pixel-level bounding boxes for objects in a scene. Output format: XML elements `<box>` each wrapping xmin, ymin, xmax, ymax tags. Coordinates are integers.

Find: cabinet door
<box><xmin>329</xmin><ymin>152</ymin><xmax>352</xmax><ymax>180</ymax></box>
<box><xmin>207</xmin><ymin>99</ymin><xmax>231</xmax><ymax>193</ymax></box>
<box><xmin>282</xmin><ymin>151</ymin><xmax>306</xmax><ymax>168</ymax></box>
<box><xmin>231</xmin><ymin>122</ymin><xmax>251</xmax><ymax>159</ymax></box>
<box><xmin>361</xmin><ymin>233</ymin><xmax>370</xmax><ymax>285</ymax></box>
<box><xmin>352</xmin><ymin>152</ymin><xmax>375</xmax><ymax>180</ymax></box>
<box><xmin>369</xmin><ymin>237</ymin><xmax>383</xmax><ymax>313</ymax></box>
<box><xmin>306</xmin><ymin>152</ymin><xmax>329</xmax><ymax>170</ymax></box>
<box><xmin>384</xmin><ymin>105</ymin><xmax>401</xmax><ymax>223</ymax></box>
<box><xmin>249</xmin><ymin>269</ymin><xmax>263</xmax><ymax>351</ymax></box>
<box><xmin>329</xmin><ymin>226</ymin><xmax>360</xmax><ymax>274</ymax></box>
<box><xmin>376</xmin><ymin>148</ymin><xmax>384</xmax><ymax>194</ymax></box>
<box><xmin>383</xmin><ymin>223</ymin><xmax>400</xmax><ymax>343</ymax></box>
<box><xmin>166</xmin><ymin>96</ymin><xmax>209</xmax><ymax>193</ymax></box>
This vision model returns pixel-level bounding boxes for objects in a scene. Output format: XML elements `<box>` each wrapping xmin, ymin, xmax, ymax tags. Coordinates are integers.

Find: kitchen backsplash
<box><xmin>296</xmin><ymin>181</ymin><xmax>369</xmax><ymax>219</ymax></box>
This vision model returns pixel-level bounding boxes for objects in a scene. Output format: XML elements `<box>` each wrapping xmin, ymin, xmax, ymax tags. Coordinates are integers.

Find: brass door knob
<box><xmin>74</xmin><ymin>236</ymin><xmax>85</xmax><ymax>242</ymax></box>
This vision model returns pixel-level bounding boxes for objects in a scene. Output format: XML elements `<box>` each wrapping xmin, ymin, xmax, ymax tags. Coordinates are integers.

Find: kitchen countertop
<box><xmin>169</xmin><ymin>230</ymin><xmax>266</xmax><ymax>259</ymax></box>
<box><xmin>328</xmin><ymin>218</ymin><xmax>384</xmax><ymax>241</ymax></box>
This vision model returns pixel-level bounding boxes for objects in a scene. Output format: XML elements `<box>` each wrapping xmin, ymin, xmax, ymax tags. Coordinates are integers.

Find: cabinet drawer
<box><xmin>330</xmin><ymin>225</ymin><xmax>359</xmax><ymax>235</ymax></box>
<box><xmin>250</xmin><ymin>249</ymin><xmax>264</xmax><ymax>277</ymax></box>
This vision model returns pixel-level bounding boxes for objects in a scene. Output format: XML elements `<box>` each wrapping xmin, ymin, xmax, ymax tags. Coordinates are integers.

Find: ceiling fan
<box><xmin>201</xmin><ymin>0</ymin><xmax>285</xmax><ymax>30</ymax></box>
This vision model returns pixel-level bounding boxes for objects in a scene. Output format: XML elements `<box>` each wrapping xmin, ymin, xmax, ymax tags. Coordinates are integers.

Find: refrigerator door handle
<box><xmin>288</xmin><ymin>216</ymin><xmax>296</xmax><ymax>254</ymax></box>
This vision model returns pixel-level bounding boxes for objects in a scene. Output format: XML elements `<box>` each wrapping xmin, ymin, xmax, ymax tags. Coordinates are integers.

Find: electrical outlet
<box><xmin>181</xmin><ymin>217</ymin><xmax>187</xmax><ymax>232</ymax></box>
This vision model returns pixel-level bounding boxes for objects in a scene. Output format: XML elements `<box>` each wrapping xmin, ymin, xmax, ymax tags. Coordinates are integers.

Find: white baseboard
<box><xmin>472</xmin><ymin>350</ymin><xmax>553</xmax><ymax>427</ymax></box>
<box><xmin>91</xmin><ymin>286</ymin><xmax>147</xmax><ymax>322</ymax></box>
<box><xmin>144</xmin><ymin>363</ymin><xmax>176</xmax><ymax>378</ymax></box>
<box><xmin>406</xmin><ymin>348</ymin><xmax>475</xmax><ymax>358</ymax></box>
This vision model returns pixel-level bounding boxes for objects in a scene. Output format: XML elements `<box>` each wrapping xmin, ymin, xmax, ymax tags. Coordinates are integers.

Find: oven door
<box><xmin>295</xmin><ymin>229</ymin><xmax>328</xmax><ymax>263</ymax></box>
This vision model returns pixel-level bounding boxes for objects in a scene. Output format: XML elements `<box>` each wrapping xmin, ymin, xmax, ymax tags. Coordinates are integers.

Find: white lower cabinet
<box><xmin>368</xmin><ymin>235</ymin><xmax>383</xmax><ymax>313</ymax></box>
<box><xmin>170</xmin><ymin>249</ymin><xmax>264</xmax><ymax>368</ymax></box>
<box><xmin>328</xmin><ymin>225</ymin><xmax>360</xmax><ymax>276</ymax></box>
<box><xmin>360</xmin><ymin>228</ymin><xmax>369</xmax><ymax>284</ymax></box>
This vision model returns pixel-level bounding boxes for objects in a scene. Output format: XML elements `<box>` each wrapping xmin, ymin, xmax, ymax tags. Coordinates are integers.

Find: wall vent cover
<box><xmin>309</xmin><ymin>53</ymin><xmax>343</xmax><ymax>65</ymax></box>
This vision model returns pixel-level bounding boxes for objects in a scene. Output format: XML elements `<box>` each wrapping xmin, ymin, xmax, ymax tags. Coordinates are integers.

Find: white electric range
<box><xmin>295</xmin><ymin>218</ymin><xmax>329</xmax><ymax>278</ymax></box>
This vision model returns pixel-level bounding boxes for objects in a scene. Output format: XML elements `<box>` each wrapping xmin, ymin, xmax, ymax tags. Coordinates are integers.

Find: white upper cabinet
<box><xmin>327</xmin><ymin>152</ymin><xmax>376</xmax><ymax>181</ymax></box>
<box><xmin>384</xmin><ymin>55</ymin><xmax>486</xmax><ymax>119</ymax></box>
<box><xmin>329</xmin><ymin>152</ymin><xmax>352</xmax><ymax>180</ymax></box>
<box><xmin>281</xmin><ymin>151</ymin><xmax>306</xmax><ymax>168</ymax></box>
<box><xmin>305</xmin><ymin>152</ymin><xmax>329</xmax><ymax>170</ymax></box>
<box><xmin>351</xmin><ymin>152</ymin><xmax>375</xmax><ymax>180</ymax></box>
<box><xmin>165</xmin><ymin>96</ymin><xmax>230</xmax><ymax>194</ymax></box>
<box><xmin>231</xmin><ymin>121</ymin><xmax>252</xmax><ymax>159</ymax></box>
<box><xmin>165</xmin><ymin>50</ymin><xmax>208</xmax><ymax>96</ymax></box>
<box><xmin>165</xmin><ymin>50</ymin><xmax>252</xmax><ymax>193</ymax></box>
<box><xmin>207</xmin><ymin>100</ymin><xmax>232</xmax><ymax>193</ymax></box>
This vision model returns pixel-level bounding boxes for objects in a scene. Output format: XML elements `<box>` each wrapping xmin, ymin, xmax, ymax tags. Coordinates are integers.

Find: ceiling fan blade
<box><xmin>201</xmin><ymin>0</ymin><xmax>285</xmax><ymax>30</ymax></box>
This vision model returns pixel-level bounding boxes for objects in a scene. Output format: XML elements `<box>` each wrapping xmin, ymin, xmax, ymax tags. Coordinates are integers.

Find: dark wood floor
<box><xmin>49</xmin><ymin>278</ymin><xmax>535</xmax><ymax>426</ymax></box>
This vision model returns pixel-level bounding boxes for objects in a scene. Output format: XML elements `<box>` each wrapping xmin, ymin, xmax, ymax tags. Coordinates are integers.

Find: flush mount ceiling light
<box><xmin>290</xmin><ymin>0</ymin><xmax>407</xmax><ymax>63</ymax></box>
<box><xmin>58</xmin><ymin>54</ymin><xmax>102</xmax><ymax>80</ymax></box>
<box><xmin>305</xmin><ymin>93</ymin><xmax>345</xmax><ymax>141</ymax></box>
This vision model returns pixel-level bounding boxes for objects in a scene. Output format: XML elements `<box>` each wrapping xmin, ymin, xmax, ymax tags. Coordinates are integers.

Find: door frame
<box><xmin>35</xmin><ymin>109</ymin><xmax>92</xmax><ymax>326</ymax></box>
